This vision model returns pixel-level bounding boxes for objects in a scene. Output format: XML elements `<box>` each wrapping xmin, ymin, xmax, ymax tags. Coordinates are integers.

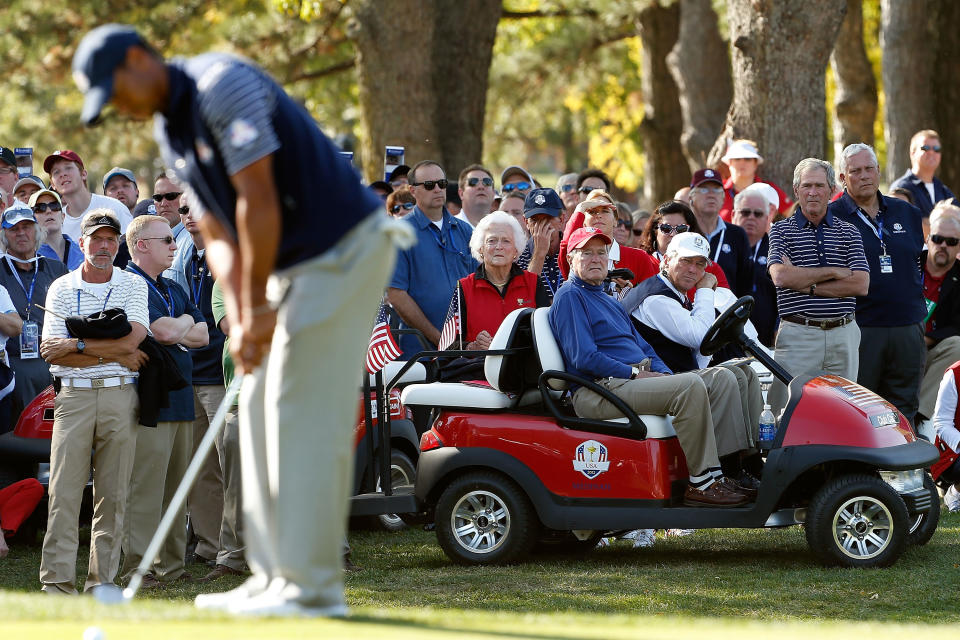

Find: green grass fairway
<box><xmin>5</xmin><ymin>512</ymin><xmax>960</xmax><ymax>638</ymax></box>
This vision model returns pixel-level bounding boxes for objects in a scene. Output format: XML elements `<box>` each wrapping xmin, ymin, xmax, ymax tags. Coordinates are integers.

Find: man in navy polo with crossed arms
<box><xmin>71</xmin><ymin>24</ymin><xmax>414</xmax><ymax>617</ymax></box>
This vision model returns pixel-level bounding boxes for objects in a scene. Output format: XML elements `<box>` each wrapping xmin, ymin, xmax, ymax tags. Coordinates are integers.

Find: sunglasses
<box><xmin>501</xmin><ymin>181</ymin><xmax>531</xmax><ymax>193</ymax></box>
<box><xmin>390</xmin><ymin>202</ymin><xmax>416</xmax><ymax>214</ymax></box>
<box><xmin>617</xmin><ymin>220</ymin><xmax>631</xmax><ymax>229</ymax></box>
<box><xmin>152</xmin><ymin>191</ymin><xmax>182</xmax><ymax>202</ymax></box>
<box><xmin>142</xmin><ymin>235</ymin><xmax>175</xmax><ymax>245</ymax></box>
<box><xmin>32</xmin><ymin>202</ymin><xmax>63</xmax><ymax>213</ymax></box>
<box><xmin>735</xmin><ymin>208</ymin><xmax>766</xmax><ymax>218</ymax></box>
<box><xmin>559</xmin><ymin>184</ymin><xmax>576</xmax><ymax>193</ymax></box>
<box><xmin>412</xmin><ymin>179</ymin><xmax>448</xmax><ymax>191</ymax></box>
<box><xmin>466</xmin><ymin>176</ymin><xmax>494</xmax><ymax>188</ymax></box>
<box><xmin>920</xmin><ymin>145</ymin><xmax>942</xmax><ymax>152</ymax></box>
<box><xmin>658</xmin><ymin>223</ymin><xmax>690</xmax><ymax>235</ymax></box>
<box><xmin>578</xmin><ymin>186</ymin><xmax>597</xmax><ymax>195</ymax></box>
<box><xmin>931</xmin><ymin>234</ymin><xmax>960</xmax><ymax>247</ymax></box>
<box><xmin>178</xmin><ymin>206</ymin><xmax>190</xmax><ymax>215</ymax></box>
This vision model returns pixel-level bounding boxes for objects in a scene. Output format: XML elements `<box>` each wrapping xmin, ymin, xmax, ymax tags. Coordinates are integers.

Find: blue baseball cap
<box><xmin>522</xmin><ymin>188</ymin><xmax>563</xmax><ymax>218</ymax></box>
<box><xmin>102</xmin><ymin>166</ymin><xmax>137</xmax><ymax>190</ymax></box>
<box><xmin>72</xmin><ymin>24</ymin><xmax>146</xmax><ymax>126</ymax></box>
<box><xmin>2</xmin><ymin>206</ymin><xmax>37</xmax><ymax>229</ymax></box>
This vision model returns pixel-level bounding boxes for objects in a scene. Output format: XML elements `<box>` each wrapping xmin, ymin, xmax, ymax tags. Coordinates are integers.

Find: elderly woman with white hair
<box><xmin>440</xmin><ymin>212</ymin><xmax>549</xmax><ymax>355</ymax></box>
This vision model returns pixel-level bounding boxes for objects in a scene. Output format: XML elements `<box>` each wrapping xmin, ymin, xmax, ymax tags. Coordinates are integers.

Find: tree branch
<box><xmin>501</xmin><ymin>9</ymin><xmax>599</xmax><ymax>19</ymax></box>
<box><xmin>289</xmin><ymin>59</ymin><xmax>356</xmax><ymax>82</ymax></box>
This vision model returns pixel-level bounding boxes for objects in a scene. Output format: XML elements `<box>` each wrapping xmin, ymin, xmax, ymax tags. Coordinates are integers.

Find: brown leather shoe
<box><xmin>683</xmin><ymin>480</ymin><xmax>749</xmax><ymax>507</ymax></box>
<box><xmin>197</xmin><ymin>564</ymin><xmax>245</xmax><ymax>583</ymax></box>
<box><xmin>720</xmin><ymin>476</ymin><xmax>758</xmax><ymax>499</ymax></box>
<box><xmin>138</xmin><ymin>574</ymin><xmax>165</xmax><ymax>590</ymax></box>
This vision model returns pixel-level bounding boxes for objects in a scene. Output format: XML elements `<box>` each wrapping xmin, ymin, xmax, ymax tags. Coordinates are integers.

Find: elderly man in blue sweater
<box><xmin>549</xmin><ymin>227</ymin><xmax>753</xmax><ymax>507</ymax></box>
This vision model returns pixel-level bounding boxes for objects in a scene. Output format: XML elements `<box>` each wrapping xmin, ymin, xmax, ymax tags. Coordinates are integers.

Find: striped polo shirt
<box><xmin>767</xmin><ymin>209</ymin><xmax>869</xmax><ymax>319</ymax></box>
<box><xmin>42</xmin><ymin>267</ymin><xmax>150</xmax><ymax>379</ymax></box>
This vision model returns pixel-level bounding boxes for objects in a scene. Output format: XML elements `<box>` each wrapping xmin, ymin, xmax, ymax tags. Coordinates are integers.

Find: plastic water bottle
<box><xmin>758</xmin><ymin>404</ymin><xmax>777</xmax><ymax>449</ymax></box>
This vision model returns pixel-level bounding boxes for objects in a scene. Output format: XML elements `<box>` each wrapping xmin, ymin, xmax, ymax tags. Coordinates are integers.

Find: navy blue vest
<box><xmin>630</xmin><ymin>276</ymin><xmax>699</xmax><ymax>373</ymax></box>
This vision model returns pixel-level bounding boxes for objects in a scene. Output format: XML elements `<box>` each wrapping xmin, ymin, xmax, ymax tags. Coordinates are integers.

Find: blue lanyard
<box><xmin>77</xmin><ymin>287</ymin><xmax>113</xmax><ymax>314</ymax></box>
<box><xmin>190</xmin><ymin>251</ymin><xmax>206</xmax><ymax>305</ymax></box>
<box><xmin>856</xmin><ymin>209</ymin><xmax>885</xmax><ymax>249</ymax></box>
<box><xmin>6</xmin><ymin>257</ymin><xmax>38</xmax><ymax>320</ymax></box>
<box><xmin>428</xmin><ymin>221</ymin><xmax>464</xmax><ymax>257</ymax></box>
<box><xmin>127</xmin><ymin>264</ymin><xmax>174</xmax><ymax>317</ymax></box>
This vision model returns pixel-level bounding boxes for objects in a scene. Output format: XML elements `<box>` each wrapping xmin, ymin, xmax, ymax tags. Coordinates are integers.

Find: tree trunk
<box><xmin>666</xmin><ymin>0</ymin><xmax>732</xmax><ymax>172</ymax></box>
<box><xmin>830</xmin><ymin>0</ymin><xmax>877</xmax><ymax>159</ymax></box>
<box><xmin>708</xmin><ymin>0</ymin><xmax>848</xmax><ymax>192</ymax></box>
<box><xmin>932</xmin><ymin>1</ymin><xmax>960</xmax><ymax>191</ymax></box>
<box><xmin>880</xmin><ymin>0</ymin><xmax>939</xmax><ymax>183</ymax></box>
<box><xmin>636</xmin><ymin>2</ymin><xmax>688</xmax><ymax>207</ymax></box>
<box><xmin>350</xmin><ymin>0</ymin><xmax>501</xmax><ymax>183</ymax></box>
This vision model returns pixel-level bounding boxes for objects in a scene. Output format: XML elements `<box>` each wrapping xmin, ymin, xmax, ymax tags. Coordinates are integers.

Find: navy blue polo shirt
<box><xmin>889</xmin><ymin>169</ymin><xmax>957</xmax><ymax>217</ymax></box>
<box><xmin>126</xmin><ymin>263</ymin><xmax>205</xmax><ymax>422</ymax></box>
<box><xmin>153</xmin><ymin>53</ymin><xmax>382</xmax><ymax>272</ymax></box>
<box><xmin>389</xmin><ymin>207</ymin><xmax>477</xmax><ymax>358</ymax></box>
<box><xmin>767</xmin><ymin>209</ymin><xmax>869</xmax><ymax>319</ymax></box>
<box><xmin>828</xmin><ymin>192</ymin><xmax>925</xmax><ymax>326</ymax></box>
<box><xmin>183</xmin><ymin>246</ymin><xmax>225</xmax><ymax>385</ymax></box>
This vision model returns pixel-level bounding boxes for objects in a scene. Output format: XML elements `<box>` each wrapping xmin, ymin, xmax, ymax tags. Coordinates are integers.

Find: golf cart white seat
<box><xmin>401</xmin><ymin>308</ymin><xmax>538</xmax><ymax>410</ymax></box>
<box><xmin>367</xmin><ymin>360</ymin><xmax>427</xmax><ymax>387</ymax></box>
<box><xmin>529</xmin><ymin>308</ymin><xmax>678</xmax><ymax>440</ymax></box>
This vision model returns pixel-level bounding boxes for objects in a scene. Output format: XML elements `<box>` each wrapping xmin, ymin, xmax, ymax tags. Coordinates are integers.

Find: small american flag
<box><xmin>366</xmin><ymin>301</ymin><xmax>402</xmax><ymax>373</ymax></box>
<box><xmin>437</xmin><ymin>286</ymin><xmax>461</xmax><ymax>351</ymax></box>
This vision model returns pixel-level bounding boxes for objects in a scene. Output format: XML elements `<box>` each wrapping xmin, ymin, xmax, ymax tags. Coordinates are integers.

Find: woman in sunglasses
<box><xmin>638</xmin><ymin>200</ymin><xmax>729</xmax><ymax>293</ymax></box>
<box><xmin>385</xmin><ymin>185</ymin><xmax>416</xmax><ymax>219</ymax></box>
<box><xmin>31</xmin><ymin>190</ymin><xmax>84</xmax><ymax>270</ymax></box>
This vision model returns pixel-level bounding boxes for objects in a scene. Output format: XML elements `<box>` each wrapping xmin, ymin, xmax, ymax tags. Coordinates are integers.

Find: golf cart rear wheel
<box><xmin>372</xmin><ymin>449</ymin><xmax>417</xmax><ymax>532</ymax></box>
<box><xmin>906</xmin><ymin>472</ymin><xmax>940</xmax><ymax>546</ymax></box>
<box><xmin>435</xmin><ymin>471</ymin><xmax>536</xmax><ymax>565</ymax></box>
<box><xmin>805</xmin><ymin>474</ymin><xmax>909</xmax><ymax>568</ymax></box>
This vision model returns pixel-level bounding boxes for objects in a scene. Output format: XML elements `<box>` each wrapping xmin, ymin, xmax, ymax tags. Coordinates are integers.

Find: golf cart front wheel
<box><xmin>435</xmin><ymin>471</ymin><xmax>536</xmax><ymax>565</ymax></box>
<box><xmin>906</xmin><ymin>472</ymin><xmax>940</xmax><ymax>546</ymax></box>
<box><xmin>805</xmin><ymin>474</ymin><xmax>909</xmax><ymax>568</ymax></box>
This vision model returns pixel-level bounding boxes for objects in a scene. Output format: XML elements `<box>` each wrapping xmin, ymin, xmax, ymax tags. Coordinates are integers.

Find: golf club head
<box><xmin>92</xmin><ymin>583</ymin><xmax>129</xmax><ymax>605</ymax></box>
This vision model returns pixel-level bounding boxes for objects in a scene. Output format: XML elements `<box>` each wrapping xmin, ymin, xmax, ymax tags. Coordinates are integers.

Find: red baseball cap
<box><xmin>43</xmin><ymin>150</ymin><xmax>85</xmax><ymax>174</ymax></box>
<box><xmin>690</xmin><ymin>168</ymin><xmax>723</xmax><ymax>189</ymax></box>
<box><xmin>568</xmin><ymin>226</ymin><xmax>612</xmax><ymax>250</ymax></box>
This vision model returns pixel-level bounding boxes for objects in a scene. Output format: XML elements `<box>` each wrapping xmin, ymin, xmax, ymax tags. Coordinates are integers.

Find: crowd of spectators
<box><xmin>0</xmin><ymin>124</ymin><xmax>957</xmax><ymax>577</ymax></box>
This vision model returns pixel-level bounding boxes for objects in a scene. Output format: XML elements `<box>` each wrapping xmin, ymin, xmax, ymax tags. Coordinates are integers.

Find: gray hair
<box><xmin>930</xmin><ymin>201</ymin><xmax>960</xmax><ymax>230</ymax></box>
<box><xmin>469</xmin><ymin>211</ymin><xmax>527</xmax><ymax>262</ymax></box>
<box><xmin>555</xmin><ymin>173</ymin><xmax>577</xmax><ymax>191</ymax></box>
<box><xmin>837</xmin><ymin>143</ymin><xmax>879</xmax><ymax>176</ymax></box>
<box><xmin>0</xmin><ymin>219</ymin><xmax>47</xmax><ymax>255</ymax></box>
<box><xmin>793</xmin><ymin>158</ymin><xmax>836</xmax><ymax>194</ymax></box>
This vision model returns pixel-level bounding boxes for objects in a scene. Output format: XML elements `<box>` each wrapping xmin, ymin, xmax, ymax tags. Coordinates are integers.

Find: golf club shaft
<box><xmin>124</xmin><ymin>375</ymin><xmax>243</xmax><ymax>599</ymax></box>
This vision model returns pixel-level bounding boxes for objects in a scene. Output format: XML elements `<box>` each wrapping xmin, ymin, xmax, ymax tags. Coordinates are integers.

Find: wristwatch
<box><xmin>76</xmin><ymin>338</ymin><xmax>86</xmax><ymax>354</ymax></box>
<box><xmin>630</xmin><ymin>366</ymin><xmax>640</xmax><ymax>379</ymax></box>
<box><xmin>809</xmin><ymin>283</ymin><xmax>817</xmax><ymax>296</ymax></box>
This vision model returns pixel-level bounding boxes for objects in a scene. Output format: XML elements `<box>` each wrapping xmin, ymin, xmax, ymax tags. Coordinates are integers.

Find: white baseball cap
<box><xmin>740</xmin><ymin>182</ymin><xmax>779</xmax><ymax>211</ymax></box>
<box><xmin>722</xmin><ymin>140</ymin><xmax>763</xmax><ymax>164</ymax></box>
<box><xmin>668</xmin><ymin>232</ymin><xmax>711</xmax><ymax>261</ymax></box>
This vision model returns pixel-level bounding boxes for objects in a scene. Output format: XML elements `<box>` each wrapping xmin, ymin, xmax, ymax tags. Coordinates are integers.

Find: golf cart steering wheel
<box><xmin>700</xmin><ymin>295</ymin><xmax>754</xmax><ymax>356</ymax></box>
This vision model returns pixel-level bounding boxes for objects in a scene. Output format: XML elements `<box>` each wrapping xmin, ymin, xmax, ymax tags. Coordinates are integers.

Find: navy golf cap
<box><xmin>522</xmin><ymin>188</ymin><xmax>563</xmax><ymax>218</ymax></box>
<box><xmin>72</xmin><ymin>24</ymin><xmax>146</xmax><ymax>126</ymax></box>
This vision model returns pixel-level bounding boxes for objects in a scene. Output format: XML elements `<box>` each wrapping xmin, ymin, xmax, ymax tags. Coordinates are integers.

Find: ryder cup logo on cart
<box><xmin>573</xmin><ymin>440</ymin><xmax>610</xmax><ymax>479</ymax></box>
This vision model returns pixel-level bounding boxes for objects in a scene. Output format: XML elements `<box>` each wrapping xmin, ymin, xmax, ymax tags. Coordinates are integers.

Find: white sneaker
<box><xmin>665</xmin><ymin>529</ymin><xmax>695</xmax><ymax>537</ymax></box>
<box><xmin>621</xmin><ymin>529</ymin><xmax>656</xmax><ymax>548</ymax></box>
<box><xmin>945</xmin><ymin>485</ymin><xmax>960</xmax><ymax>513</ymax></box>
<box><xmin>195</xmin><ymin>577</ymin><xmax>268</xmax><ymax>611</ymax></box>
<box><xmin>227</xmin><ymin>591</ymin><xmax>348</xmax><ymax>618</ymax></box>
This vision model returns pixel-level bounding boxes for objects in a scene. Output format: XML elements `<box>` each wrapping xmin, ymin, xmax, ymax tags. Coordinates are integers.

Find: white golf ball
<box><xmin>83</xmin><ymin>626</ymin><xmax>106</xmax><ymax>640</ymax></box>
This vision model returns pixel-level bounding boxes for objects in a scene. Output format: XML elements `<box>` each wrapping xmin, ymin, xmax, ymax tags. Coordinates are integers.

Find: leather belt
<box><xmin>59</xmin><ymin>376</ymin><xmax>137</xmax><ymax>389</ymax></box>
<box><xmin>781</xmin><ymin>313</ymin><xmax>855</xmax><ymax>330</ymax></box>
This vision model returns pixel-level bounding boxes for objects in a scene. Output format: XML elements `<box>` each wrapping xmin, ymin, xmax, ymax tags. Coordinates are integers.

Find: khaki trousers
<box><xmin>919</xmin><ymin>337</ymin><xmax>960</xmax><ymax>420</ymax></box>
<box><xmin>768</xmin><ymin>319</ymin><xmax>860</xmax><ymax>415</ymax></box>
<box><xmin>696</xmin><ymin>366</ymin><xmax>752</xmax><ymax>456</ymax></box>
<box><xmin>120</xmin><ymin>420</ymin><xmax>193</xmax><ymax>582</ymax></box>
<box><xmin>718</xmin><ymin>360</ymin><xmax>762</xmax><ymax>448</ymax></box>
<box><xmin>215</xmin><ymin>409</ymin><xmax>244</xmax><ymax>570</ymax></box>
<box><xmin>572</xmin><ymin>371</ymin><xmax>720</xmax><ymax>476</ymax></box>
<box><xmin>40</xmin><ymin>383</ymin><xmax>138</xmax><ymax>593</ymax></box>
<box><xmin>239</xmin><ymin>214</ymin><xmax>396</xmax><ymax>607</ymax></box>
<box><xmin>188</xmin><ymin>385</ymin><xmax>225</xmax><ymax>560</ymax></box>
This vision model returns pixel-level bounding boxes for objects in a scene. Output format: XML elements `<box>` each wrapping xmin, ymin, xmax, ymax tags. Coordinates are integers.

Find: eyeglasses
<box><xmin>32</xmin><ymin>202</ymin><xmax>63</xmax><ymax>213</ymax></box>
<box><xmin>411</xmin><ymin>179</ymin><xmax>448</xmax><ymax>191</ymax></box>
<box><xmin>390</xmin><ymin>202</ymin><xmax>415</xmax><ymax>214</ymax></box>
<box><xmin>578</xmin><ymin>186</ymin><xmax>597</xmax><ymax>195</ymax></box>
<box><xmin>483</xmin><ymin>237</ymin><xmax>515</xmax><ymax>247</ymax></box>
<box><xmin>735</xmin><ymin>208</ymin><xmax>766</xmax><ymax>218</ymax></box>
<box><xmin>0</xmin><ymin>167</ymin><xmax>16</xmax><ymax>175</ymax></box>
<box><xmin>142</xmin><ymin>236</ymin><xmax>175</xmax><ymax>245</ymax></box>
<box><xmin>501</xmin><ymin>181</ymin><xmax>531</xmax><ymax>193</ymax></box>
<box><xmin>152</xmin><ymin>191</ymin><xmax>182</xmax><ymax>202</ymax></box>
<box><xmin>930</xmin><ymin>234</ymin><xmax>960</xmax><ymax>247</ymax></box>
<box><xmin>658</xmin><ymin>223</ymin><xmax>690</xmax><ymax>235</ymax></box>
<box><xmin>559</xmin><ymin>184</ymin><xmax>576</xmax><ymax>193</ymax></box>
<box><xmin>178</xmin><ymin>206</ymin><xmax>190</xmax><ymax>215</ymax></box>
<box><xmin>695</xmin><ymin>185</ymin><xmax>724</xmax><ymax>194</ymax></box>
<box><xmin>576</xmin><ymin>249</ymin><xmax>609</xmax><ymax>259</ymax></box>
<box><xmin>466</xmin><ymin>176</ymin><xmax>494</xmax><ymax>188</ymax></box>
<box><xmin>920</xmin><ymin>145</ymin><xmax>942</xmax><ymax>152</ymax></box>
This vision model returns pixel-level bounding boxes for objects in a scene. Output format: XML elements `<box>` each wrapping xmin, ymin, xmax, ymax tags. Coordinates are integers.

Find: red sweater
<box><xmin>457</xmin><ymin>266</ymin><xmax>548</xmax><ymax>344</ymax></box>
<box><xmin>558</xmin><ymin>209</ymin><xmax>659</xmax><ymax>284</ymax></box>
